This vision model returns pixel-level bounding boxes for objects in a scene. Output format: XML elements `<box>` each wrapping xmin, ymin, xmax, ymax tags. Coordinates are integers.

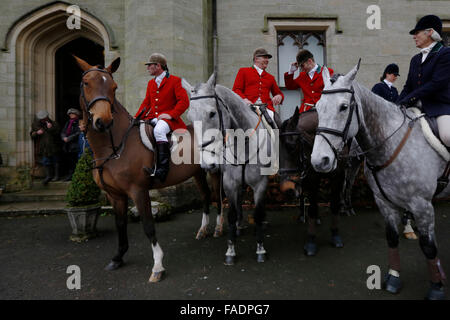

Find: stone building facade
<box><xmin>0</xmin><ymin>0</ymin><xmax>449</xmax><ymax>190</ymax></box>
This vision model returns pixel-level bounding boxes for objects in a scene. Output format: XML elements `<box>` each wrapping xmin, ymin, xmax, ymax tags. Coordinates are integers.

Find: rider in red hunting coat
<box><xmin>135</xmin><ymin>53</ymin><xmax>189</xmax><ymax>182</ymax></box>
<box><xmin>284</xmin><ymin>49</ymin><xmax>334</xmax><ymax>113</ymax></box>
<box><xmin>232</xmin><ymin>48</ymin><xmax>284</xmax><ymax>127</ymax></box>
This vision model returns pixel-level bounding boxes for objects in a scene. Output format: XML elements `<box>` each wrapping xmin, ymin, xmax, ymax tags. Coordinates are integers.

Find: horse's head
<box><xmin>187</xmin><ymin>73</ymin><xmax>229</xmax><ymax>171</ymax></box>
<box><xmin>73</xmin><ymin>55</ymin><xmax>121</xmax><ymax>132</ymax></box>
<box><xmin>311</xmin><ymin>61</ymin><xmax>361</xmax><ymax>173</ymax></box>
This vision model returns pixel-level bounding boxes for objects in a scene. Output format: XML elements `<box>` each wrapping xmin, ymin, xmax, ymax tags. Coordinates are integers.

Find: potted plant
<box><xmin>65</xmin><ymin>149</ymin><xmax>102</xmax><ymax>242</ymax></box>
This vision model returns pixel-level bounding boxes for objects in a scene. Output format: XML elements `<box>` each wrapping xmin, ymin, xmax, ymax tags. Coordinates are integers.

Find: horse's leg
<box><xmin>252</xmin><ymin>178</ymin><xmax>269</xmax><ymax>263</ymax></box>
<box><xmin>340</xmin><ymin>157</ymin><xmax>361</xmax><ymax>216</ymax></box>
<box><xmin>375</xmin><ymin>199</ymin><xmax>403</xmax><ymax>294</ymax></box>
<box><xmin>130</xmin><ymin>189</ymin><xmax>165</xmax><ymax>282</ymax></box>
<box><xmin>105</xmin><ymin>194</ymin><xmax>129</xmax><ymax>271</ymax></box>
<box><xmin>413</xmin><ymin>201</ymin><xmax>446</xmax><ymax>300</ymax></box>
<box><xmin>304</xmin><ymin>178</ymin><xmax>319</xmax><ymax>256</ymax></box>
<box><xmin>210</xmin><ymin>172</ymin><xmax>225</xmax><ymax>238</ymax></box>
<box><xmin>223</xmin><ymin>171</ymin><xmax>241</xmax><ymax>265</ymax></box>
<box><xmin>330</xmin><ymin>171</ymin><xmax>345</xmax><ymax>248</ymax></box>
<box><xmin>193</xmin><ymin>170</ymin><xmax>211</xmax><ymax>240</ymax></box>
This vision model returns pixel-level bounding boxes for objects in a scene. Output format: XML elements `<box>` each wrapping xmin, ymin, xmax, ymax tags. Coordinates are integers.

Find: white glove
<box><xmin>288</xmin><ymin>62</ymin><xmax>298</xmax><ymax>74</ymax></box>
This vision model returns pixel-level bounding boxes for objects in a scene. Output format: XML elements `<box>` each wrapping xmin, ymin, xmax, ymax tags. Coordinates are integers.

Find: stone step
<box><xmin>0</xmin><ymin>188</ymin><xmax>68</xmax><ymax>203</ymax></box>
<box><xmin>30</xmin><ymin>180</ymin><xmax>70</xmax><ymax>191</ymax></box>
<box><xmin>0</xmin><ymin>201</ymin><xmax>115</xmax><ymax>217</ymax></box>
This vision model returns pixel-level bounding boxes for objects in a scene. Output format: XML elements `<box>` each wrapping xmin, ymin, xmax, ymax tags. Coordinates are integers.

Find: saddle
<box><xmin>139</xmin><ymin>120</ymin><xmax>174</xmax><ymax>152</ymax></box>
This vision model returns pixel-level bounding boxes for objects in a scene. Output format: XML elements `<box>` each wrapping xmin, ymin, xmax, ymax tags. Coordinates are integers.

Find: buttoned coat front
<box><xmin>135</xmin><ymin>73</ymin><xmax>189</xmax><ymax>130</ymax></box>
<box><xmin>232</xmin><ymin>67</ymin><xmax>284</xmax><ymax>112</ymax></box>
<box><xmin>284</xmin><ymin>66</ymin><xmax>334</xmax><ymax>113</ymax></box>
<box><xmin>398</xmin><ymin>42</ymin><xmax>450</xmax><ymax>117</ymax></box>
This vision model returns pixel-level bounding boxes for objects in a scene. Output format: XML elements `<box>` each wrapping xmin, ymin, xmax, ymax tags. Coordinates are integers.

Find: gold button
<box><xmin>155</xmin><ymin>98</ymin><xmax>159</xmax><ymax>101</ymax></box>
<box><xmin>157</xmin><ymin>91</ymin><xmax>159</xmax><ymax>93</ymax></box>
<box><xmin>155</xmin><ymin>112</ymin><xmax>158</xmax><ymax>115</ymax></box>
<box><xmin>312</xmin><ymin>91</ymin><xmax>315</xmax><ymax>93</ymax></box>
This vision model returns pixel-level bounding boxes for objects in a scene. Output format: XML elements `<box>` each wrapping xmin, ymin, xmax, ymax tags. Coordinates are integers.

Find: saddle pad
<box><xmin>410</xmin><ymin>107</ymin><xmax>450</xmax><ymax>161</ymax></box>
<box><xmin>138</xmin><ymin>121</ymin><xmax>180</xmax><ymax>153</ymax></box>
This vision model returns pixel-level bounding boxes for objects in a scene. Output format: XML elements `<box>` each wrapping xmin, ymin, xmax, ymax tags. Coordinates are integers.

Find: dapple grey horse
<box><xmin>185</xmin><ymin>73</ymin><xmax>279</xmax><ymax>265</ymax></box>
<box><xmin>310</xmin><ymin>62</ymin><xmax>448</xmax><ymax>300</ymax></box>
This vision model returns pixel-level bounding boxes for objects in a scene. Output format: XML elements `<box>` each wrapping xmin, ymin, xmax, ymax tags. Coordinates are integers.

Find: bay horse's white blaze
<box><xmin>310</xmin><ymin>62</ymin><xmax>449</xmax><ymax>299</ymax></box>
<box><xmin>151</xmin><ymin>242</ymin><xmax>165</xmax><ymax>273</ymax></box>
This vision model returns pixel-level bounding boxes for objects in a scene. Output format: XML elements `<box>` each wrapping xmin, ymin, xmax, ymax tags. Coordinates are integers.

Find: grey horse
<box><xmin>185</xmin><ymin>73</ymin><xmax>279</xmax><ymax>265</ymax></box>
<box><xmin>310</xmin><ymin>62</ymin><xmax>448</xmax><ymax>300</ymax></box>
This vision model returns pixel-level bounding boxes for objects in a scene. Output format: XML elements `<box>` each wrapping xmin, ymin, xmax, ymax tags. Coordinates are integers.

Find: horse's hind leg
<box><xmin>252</xmin><ymin>178</ymin><xmax>269</xmax><ymax>263</ymax></box>
<box><xmin>193</xmin><ymin>170</ymin><xmax>211</xmax><ymax>240</ymax></box>
<box><xmin>210</xmin><ymin>172</ymin><xmax>225</xmax><ymax>238</ymax></box>
<box><xmin>304</xmin><ymin>178</ymin><xmax>319</xmax><ymax>256</ymax></box>
<box><xmin>330</xmin><ymin>171</ymin><xmax>345</xmax><ymax>248</ymax></box>
<box><xmin>130</xmin><ymin>189</ymin><xmax>165</xmax><ymax>282</ymax></box>
<box><xmin>105</xmin><ymin>194</ymin><xmax>129</xmax><ymax>271</ymax></box>
<box><xmin>413</xmin><ymin>203</ymin><xmax>446</xmax><ymax>300</ymax></box>
<box><xmin>223</xmin><ymin>172</ymin><xmax>242</xmax><ymax>265</ymax></box>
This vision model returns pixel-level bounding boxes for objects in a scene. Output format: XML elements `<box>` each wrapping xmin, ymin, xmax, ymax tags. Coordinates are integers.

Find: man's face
<box><xmin>413</xmin><ymin>29</ymin><xmax>433</xmax><ymax>48</ymax></box>
<box><xmin>147</xmin><ymin>63</ymin><xmax>163</xmax><ymax>76</ymax></box>
<box><xmin>300</xmin><ymin>58</ymin><xmax>315</xmax><ymax>73</ymax></box>
<box><xmin>254</xmin><ymin>56</ymin><xmax>270</xmax><ymax>70</ymax></box>
<box><xmin>68</xmin><ymin>113</ymin><xmax>79</xmax><ymax>119</ymax></box>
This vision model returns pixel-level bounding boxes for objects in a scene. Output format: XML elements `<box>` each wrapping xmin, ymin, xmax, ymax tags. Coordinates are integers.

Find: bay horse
<box><xmin>311</xmin><ymin>63</ymin><xmax>448</xmax><ymax>299</ymax></box>
<box><xmin>278</xmin><ymin>107</ymin><xmax>349</xmax><ymax>256</ymax></box>
<box><xmin>73</xmin><ymin>56</ymin><xmax>222</xmax><ymax>282</ymax></box>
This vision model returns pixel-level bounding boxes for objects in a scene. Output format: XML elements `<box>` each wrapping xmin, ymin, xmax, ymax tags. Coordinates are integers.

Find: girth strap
<box><xmin>435</xmin><ymin>161</ymin><xmax>450</xmax><ymax>196</ymax></box>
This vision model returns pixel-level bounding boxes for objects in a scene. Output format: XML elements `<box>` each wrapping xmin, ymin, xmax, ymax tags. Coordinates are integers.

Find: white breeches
<box><xmin>151</xmin><ymin>119</ymin><xmax>171</xmax><ymax>142</ymax></box>
<box><xmin>437</xmin><ymin>115</ymin><xmax>450</xmax><ymax>147</ymax></box>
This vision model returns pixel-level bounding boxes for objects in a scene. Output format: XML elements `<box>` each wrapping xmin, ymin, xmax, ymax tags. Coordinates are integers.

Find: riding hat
<box><xmin>409</xmin><ymin>15</ymin><xmax>442</xmax><ymax>36</ymax></box>
<box><xmin>67</xmin><ymin>108</ymin><xmax>81</xmax><ymax>116</ymax></box>
<box><xmin>36</xmin><ymin>110</ymin><xmax>49</xmax><ymax>120</ymax></box>
<box><xmin>384</xmin><ymin>63</ymin><xmax>400</xmax><ymax>76</ymax></box>
<box><xmin>253</xmin><ymin>48</ymin><xmax>272</xmax><ymax>59</ymax></box>
<box><xmin>145</xmin><ymin>53</ymin><xmax>168</xmax><ymax>67</ymax></box>
<box><xmin>296</xmin><ymin>49</ymin><xmax>314</xmax><ymax>65</ymax></box>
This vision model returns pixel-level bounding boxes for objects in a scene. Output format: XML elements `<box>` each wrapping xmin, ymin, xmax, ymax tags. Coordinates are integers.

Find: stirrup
<box><xmin>143</xmin><ymin>166</ymin><xmax>156</xmax><ymax>176</ymax></box>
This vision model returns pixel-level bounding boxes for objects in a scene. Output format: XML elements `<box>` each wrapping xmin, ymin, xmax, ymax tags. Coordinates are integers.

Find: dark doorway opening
<box><xmin>54</xmin><ymin>37</ymin><xmax>104</xmax><ymax>177</ymax></box>
<box><xmin>55</xmin><ymin>37</ymin><xmax>104</xmax><ymax>126</ymax></box>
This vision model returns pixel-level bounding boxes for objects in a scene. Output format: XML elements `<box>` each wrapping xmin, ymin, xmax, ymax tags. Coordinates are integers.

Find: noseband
<box><xmin>315</xmin><ymin>87</ymin><xmax>360</xmax><ymax>160</ymax></box>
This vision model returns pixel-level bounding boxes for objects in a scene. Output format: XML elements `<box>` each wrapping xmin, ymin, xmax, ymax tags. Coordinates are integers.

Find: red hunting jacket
<box><xmin>284</xmin><ymin>66</ymin><xmax>334</xmax><ymax>113</ymax></box>
<box><xmin>232</xmin><ymin>67</ymin><xmax>284</xmax><ymax>112</ymax></box>
<box><xmin>135</xmin><ymin>73</ymin><xmax>189</xmax><ymax>131</ymax></box>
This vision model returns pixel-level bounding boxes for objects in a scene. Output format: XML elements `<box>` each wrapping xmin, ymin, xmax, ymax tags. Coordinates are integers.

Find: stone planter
<box><xmin>66</xmin><ymin>205</ymin><xmax>101</xmax><ymax>242</ymax></box>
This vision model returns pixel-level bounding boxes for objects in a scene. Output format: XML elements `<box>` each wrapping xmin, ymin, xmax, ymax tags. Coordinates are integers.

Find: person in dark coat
<box><xmin>30</xmin><ymin>110</ymin><xmax>61</xmax><ymax>185</ymax></box>
<box><xmin>372</xmin><ymin>64</ymin><xmax>400</xmax><ymax>102</ymax></box>
<box><xmin>398</xmin><ymin>15</ymin><xmax>450</xmax><ymax>146</ymax></box>
<box><xmin>61</xmin><ymin>108</ymin><xmax>81</xmax><ymax>181</ymax></box>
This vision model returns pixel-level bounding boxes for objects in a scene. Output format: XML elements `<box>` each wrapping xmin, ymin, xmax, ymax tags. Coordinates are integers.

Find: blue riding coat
<box><xmin>372</xmin><ymin>81</ymin><xmax>399</xmax><ymax>103</ymax></box>
<box><xmin>398</xmin><ymin>42</ymin><xmax>450</xmax><ymax>117</ymax></box>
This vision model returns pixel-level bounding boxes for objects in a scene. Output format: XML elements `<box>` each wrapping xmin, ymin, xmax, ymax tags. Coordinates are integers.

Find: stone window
<box><xmin>277</xmin><ymin>31</ymin><xmax>326</xmax><ymax>119</ymax></box>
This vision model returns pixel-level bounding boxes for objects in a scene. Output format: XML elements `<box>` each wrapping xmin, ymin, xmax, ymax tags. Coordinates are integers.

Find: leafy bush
<box><xmin>65</xmin><ymin>149</ymin><xmax>101</xmax><ymax>207</ymax></box>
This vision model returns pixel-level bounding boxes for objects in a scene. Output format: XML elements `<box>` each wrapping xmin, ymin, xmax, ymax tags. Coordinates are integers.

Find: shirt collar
<box><xmin>383</xmin><ymin>79</ymin><xmax>393</xmax><ymax>88</ymax></box>
<box><xmin>155</xmin><ymin>71</ymin><xmax>167</xmax><ymax>83</ymax></box>
<box><xmin>253</xmin><ymin>65</ymin><xmax>264</xmax><ymax>75</ymax></box>
<box><xmin>420</xmin><ymin>41</ymin><xmax>437</xmax><ymax>54</ymax></box>
<box><xmin>308</xmin><ymin>64</ymin><xmax>319</xmax><ymax>78</ymax></box>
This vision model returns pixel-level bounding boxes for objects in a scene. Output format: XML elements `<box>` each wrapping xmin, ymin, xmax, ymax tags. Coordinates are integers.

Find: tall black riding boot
<box><xmin>42</xmin><ymin>165</ymin><xmax>54</xmax><ymax>186</ymax></box>
<box><xmin>154</xmin><ymin>142</ymin><xmax>170</xmax><ymax>182</ymax></box>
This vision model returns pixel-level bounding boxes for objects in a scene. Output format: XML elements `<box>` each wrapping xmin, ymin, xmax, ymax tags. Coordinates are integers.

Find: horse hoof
<box><xmin>404</xmin><ymin>232</ymin><xmax>418</xmax><ymax>240</ymax></box>
<box><xmin>331</xmin><ymin>235</ymin><xmax>344</xmax><ymax>248</ymax></box>
<box><xmin>384</xmin><ymin>274</ymin><xmax>402</xmax><ymax>294</ymax></box>
<box><xmin>256</xmin><ymin>253</ymin><xmax>266</xmax><ymax>263</ymax></box>
<box><xmin>196</xmin><ymin>228</ymin><xmax>208</xmax><ymax>240</ymax></box>
<box><xmin>304</xmin><ymin>242</ymin><xmax>317</xmax><ymax>256</ymax></box>
<box><xmin>425</xmin><ymin>283</ymin><xmax>445</xmax><ymax>300</ymax></box>
<box><xmin>224</xmin><ymin>255</ymin><xmax>235</xmax><ymax>266</ymax></box>
<box><xmin>149</xmin><ymin>270</ymin><xmax>166</xmax><ymax>283</ymax></box>
<box><xmin>105</xmin><ymin>260</ymin><xmax>123</xmax><ymax>271</ymax></box>
<box><xmin>213</xmin><ymin>227</ymin><xmax>223</xmax><ymax>238</ymax></box>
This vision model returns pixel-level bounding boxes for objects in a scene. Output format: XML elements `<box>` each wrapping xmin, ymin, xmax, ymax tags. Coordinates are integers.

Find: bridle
<box><xmin>315</xmin><ymin>87</ymin><xmax>361</xmax><ymax>161</ymax></box>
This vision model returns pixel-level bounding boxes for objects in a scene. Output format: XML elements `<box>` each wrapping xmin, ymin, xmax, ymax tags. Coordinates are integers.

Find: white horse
<box><xmin>185</xmin><ymin>73</ymin><xmax>279</xmax><ymax>265</ymax></box>
<box><xmin>310</xmin><ymin>62</ymin><xmax>448</xmax><ymax>300</ymax></box>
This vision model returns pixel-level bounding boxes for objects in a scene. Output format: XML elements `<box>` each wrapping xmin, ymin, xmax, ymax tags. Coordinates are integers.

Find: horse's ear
<box><xmin>343</xmin><ymin>62</ymin><xmax>359</xmax><ymax>83</ymax></box>
<box><xmin>206</xmin><ymin>72</ymin><xmax>217</xmax><ymax>88</ymax></box>
<box><xmin>357</xmin><ymin>58</ymin><xmax>362</xmax><ymax>71</ymax></box>
<box><xmin>322</xmin><ymin>66</ymin><xmax>332</xmax><ymax>87</ymax></box>
<box><xmin>106</xmin><ymin>57</ymin><xmax>121</xmax><ymax>74</ymax></box>
<box><xmin>72</xmin><ymin>55</ymin><xmax>93</xmax><ymax>72</ymax></box>
<box><xmin>290</xmin><ymin>107</ymin><xmax>300</xmax><ymax>127</ymax></box>
<box><xmin>181</xmin><ymin>78</ymin><xmax>193</xmax><ymax>98</ymax></box>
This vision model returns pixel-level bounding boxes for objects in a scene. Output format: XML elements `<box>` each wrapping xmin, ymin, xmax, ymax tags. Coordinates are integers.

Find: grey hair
<box><xmin>426</xmin><ymin>28</ymin><xmax>442</xmax><ymax>42</ymax></box>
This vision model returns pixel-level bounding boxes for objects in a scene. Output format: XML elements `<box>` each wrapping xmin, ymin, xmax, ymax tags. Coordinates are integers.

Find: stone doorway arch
<box><xmin>3</xmin><ymin>1</ymin><xmax>117</xmax><ymax>169</ymax></box>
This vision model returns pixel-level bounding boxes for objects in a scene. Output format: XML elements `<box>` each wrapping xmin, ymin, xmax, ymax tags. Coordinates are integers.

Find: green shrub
<box><xmin>65</xmin><ymin>149</ymin><xmax>101</xmax><ymax>207</ymax></box>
